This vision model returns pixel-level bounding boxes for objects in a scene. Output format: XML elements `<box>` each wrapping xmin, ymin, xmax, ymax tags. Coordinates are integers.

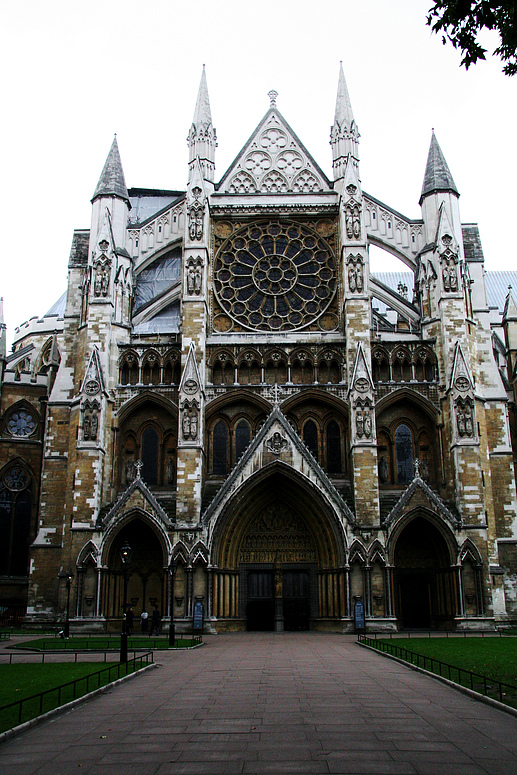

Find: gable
<box><xmin>217</xmin><ymin>107</ymin><xmax>332</xmax><ymax>195</ymax></box>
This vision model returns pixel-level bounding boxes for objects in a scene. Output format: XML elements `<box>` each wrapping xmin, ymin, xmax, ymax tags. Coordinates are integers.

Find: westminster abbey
<box><xmin>1</xmin><ymin>65</ymin><xmax>517</xmax><ymax>632</ymax></box>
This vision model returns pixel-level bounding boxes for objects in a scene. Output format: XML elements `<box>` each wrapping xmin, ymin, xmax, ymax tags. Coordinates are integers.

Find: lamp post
<box><xmin>169</xmin><ymin>559</ymin><xmax>178</xmax><ymax>647</ymax></box>
<box><xmin>120</xmin><ymin>539</ymin><xmax>132</xmax><ymax>663</ymax></box>
<box><xmin>64</xmin><ymin>572</ymin><xmax>74</xmax><ymax>639</ymax></box>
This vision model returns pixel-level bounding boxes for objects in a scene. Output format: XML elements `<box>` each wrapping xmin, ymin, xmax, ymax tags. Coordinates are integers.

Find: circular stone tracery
<box><xmin>213</xmin><ymin>221</ymin><xmax>336</xmax><ymax>331</ymax></box>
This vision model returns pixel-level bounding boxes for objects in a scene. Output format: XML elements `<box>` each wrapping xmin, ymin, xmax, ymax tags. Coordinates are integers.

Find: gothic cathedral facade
<box><xmin>2</xmin><ymin>66</ymin><xmax>517</xmax><ymax>632</ymax></box>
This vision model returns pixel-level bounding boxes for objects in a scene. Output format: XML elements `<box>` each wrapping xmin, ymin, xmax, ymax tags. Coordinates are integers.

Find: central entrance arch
<box><xmin>209</xmin><ymin>467</ymin><xmax>347</xmax><ymax>631</ymax></box>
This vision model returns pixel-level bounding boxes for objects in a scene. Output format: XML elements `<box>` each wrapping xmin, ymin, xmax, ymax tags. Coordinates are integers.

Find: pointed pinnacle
<box><xmin>92</xmin><ymin>136</ymin><xmax>129</xmax><ymax>203</ymax></box>
<box><xmin>334</xmin><ymin>61</ymin><xmax>354</xmax><ymax>128</ymax></box>
<box><xmin>420</xmin><ymin>131</ymin><xmax>459</xmax><ymax>202</ymax></box>
<box><xmin>193</xmin><ymin>65</ymin><xmax>212</xmax><ymax>127</ymax></box>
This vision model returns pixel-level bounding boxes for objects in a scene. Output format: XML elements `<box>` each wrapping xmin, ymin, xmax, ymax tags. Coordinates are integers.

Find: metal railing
<box><xmin>357</xmin><ymin>634</ymin><xmax>517</xmax><ymax>707</ymax></box>
<box><xmin>13</xmin><ymin>634</ymin><xmax>203</xmax><ymax>651</ymax></box>
<box><xmin>0</xmin><ymin>651</ymin><xmax>154</xmax><ymax>731</ymax></box>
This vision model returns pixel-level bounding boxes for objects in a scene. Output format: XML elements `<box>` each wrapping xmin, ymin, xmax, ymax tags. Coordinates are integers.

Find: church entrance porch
<box><xmin>209</xmin><ymin>470</ymin><xmax>348</xmax><ymax>632</ymax></box>
<box><xmin>392</xmin><ymin>516</ymin><xmax>456</xmax><ymax>630</ymax></box>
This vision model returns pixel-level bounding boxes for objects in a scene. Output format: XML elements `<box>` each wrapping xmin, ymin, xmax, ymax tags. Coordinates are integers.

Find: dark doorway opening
<box><xmin>283</xmin><ymin>570</ymin><xmax>310</xmax><ymax>631</ymax></box>
<box><xmin>394</xmin><ymin>517</ymin><xmax>455</xmax><ymax>630</ymax></box>
<box><xmin>246</xmin><ymin>571</ymin><xmax>274</xmax><ymax>631</ymax></box>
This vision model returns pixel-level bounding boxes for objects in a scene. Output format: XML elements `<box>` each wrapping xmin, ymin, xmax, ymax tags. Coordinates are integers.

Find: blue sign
<box><xmin>193</xmin><ymin>600</ymin><xmax>204</xmax><ymax>631</ymax></box>
<box><xmin>354</xmin><ymin>599</ymin><xmax>365</xmax><ymax>630</ymax></box>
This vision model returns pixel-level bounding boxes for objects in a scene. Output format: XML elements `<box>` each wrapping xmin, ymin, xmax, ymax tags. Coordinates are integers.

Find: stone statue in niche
<box><xmin>189</xmin><ymin>203</ymin><xmax>204</xmax><ymax>241</ymax></box>
<box><xmin>194</xmin><ymin>264</ymin><xmax>202</xmax><ymax>294</ymax></box>
<box><xmin>420</xmin><ymin>455</ymin><xmax>430</xmax><ymax>481</ymax></box>
<box><xmin>125</xmin><ymin>459</ymin><xmax>135</xmax><ymax>484</ymax></box>
<box><xmin>378</xmin><ymin>456</ymin><xmax>389</xmax><ymax>482</ymax></box>
<box><xmin>94</xmin><ymin>264</ymin><xmax>110</xmax><ymax>297</ymax></box>
<box><xmin>353</xmin><ymin>208</ymin><xmax>361</xmax><ymax>238</ymax></box>
<box><xmin>187</xmin><ymin>264</ymin><xmax>196</xmax><ymax>294</ymax></box>
<box><xmin>348</xmin><ymin>258</ymin><xmax>364</xmax><ymax>293</ymax></box>
<box><xmin>356</xmin><ymin>412</ymin><xmax>364</xmax><ymax>438</ymax></box>
<box><xmin>345</xmin><ymin>202</ymin><xmax>361</xmax><ymax>240</ymax></box>
<box><xmin>442</xmin><ymin>257</ymin><xmax>457</xmax><ymax>292</ymax></box>
<box><xmin>90</xmin><ymin>412</ymin><xmax>98</xmax><ymax>441</ymax></box>
<box><xmin>83</xmin><ymin>415</ymin><xmax>91</xmax><ymax>441</ymax></box>
<box><xmin>345</xmin><ymin>208</ymin><xmax>353</xmax><ymax>239</ymax></box>
<box><xmin>181</xmin><ymin>401</ymin><xmax>199</xmax><ymax>441</ymax></box>
<box><xmin>363</xmin><ymin>411</ymin><xmax>372</xmax><ymax>438</ymax></box>
<box><xmin>456</xmin><ymin>402</ymin><xmax>474</xmax><ymax>438</ymax></box>
<box><xmin>348</xmin><ymin>264</ymin><xmax>356</xmax><ymax>292</ymax></box>
<box><xmin>166</xmin><ymin>457</ymin><xmax>175</xmax><ymax>485</ymax></box>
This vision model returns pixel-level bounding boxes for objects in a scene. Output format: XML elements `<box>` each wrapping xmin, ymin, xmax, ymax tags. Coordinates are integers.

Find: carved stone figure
<box><xmin>355</xmin><ymin>263</ymin><xmax>364</xmax><ymax>292</ymax></box>
<box><xmin>356</xmin><ymin>412</ymin><xmax>364</xmax><ymax>438</ymax></box>
<box><xmin>125</xmin><ymin>460</ymin><xmax>134</xmax><ymax>484</ymax></box>
<box><xmin>345</xmin><ymin>208</ymin><xmax>353</xmax><ymax>239</ymax></box>
<box><xmin>420</xmin><ymin>455</ymin><xmax>430</xmax><ymax>481</ymax></box>
<box><xmin>194</xmin><ymin>265</ymin><xmax>202</xmax><ymax>294</ymax></box>
<box><xmin>90</xmin><ymin>412</ymin><xmax>98</xmax><ymax>440</ymax></box>
<box><xmin>187</xmin><ymin>264</ymin><xmax>196</xmax><ymax>294</ymax></box>
<box><xmin>352</xmin><ymin>208</ymin><xmax>361</xmax><ymax>238</ymax></box>
<box><xmin>182</xmin><ymin>411</ymin><xmax>191</xmax><ymax>439</ymax></box>
<box><xmin>83</xmin><ymin>415</ymin><xmax>90</xmax><ymax>440</ymax></box>
<box><xmin>166</xmin><ymin>457</ymin><xmax>175</xmax><ymax>485</ymax></box>
<box><xmin>378</xmin><ymin>456</ymin><xmax>389</xmax><ymax>482</ymax></box>
<box><xmin>464</xmin><ymin>405</ymin><xmax>473</xmax><ymax>436</ymax></box>
<box><xmin>190</xmin><ymin>407</ymin><xmax>198</xmax><ymax>439</ymax></box>
<box><xmin>94</xmin><ymin>269</ymin><xmax>103</xmax><ymax>297</ymax></box>
<box><xmin>266</xmin><ymin>431</ymin><xmax>289</xmax><ymax>455</ymax></box>
<box><xmin>363</xmin><ymin>411</ymin><xmax>372</xmax><ymax>438</ymax></box>
<box><xmin>348</xmin><ymin>265</ymin><xmax>356</xmax><ymax>292</ymax></box>
<box><xmin>449</xmin><ymin>263</ymin><xmax>458</xmax><ymax>291</ymax></box>
<box><xmin>456</xmin><ymin>407</ymin><xmax>465</xmax><ymax>436</ymax></box>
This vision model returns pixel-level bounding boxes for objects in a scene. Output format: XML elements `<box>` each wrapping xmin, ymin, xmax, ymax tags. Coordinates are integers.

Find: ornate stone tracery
<box><xmin>213</xmin><ymin>220</ymin><xmax>337</xmax><ymax>331</ymax></box>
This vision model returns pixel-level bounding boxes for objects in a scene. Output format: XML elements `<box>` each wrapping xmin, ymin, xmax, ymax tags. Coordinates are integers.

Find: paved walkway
<box><xmin>1</xmin><ymin>633</ymin><xmax>517</xmax><ymax>774</ymax></box>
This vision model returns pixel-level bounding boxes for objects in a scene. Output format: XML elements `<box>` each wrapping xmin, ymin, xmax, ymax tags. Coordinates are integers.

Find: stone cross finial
<box><xmin>268</xmin><ymin>90</ymin><xmax>278</xmax><ymax>107</ymax></box>
<box><xmin>413</xmin><ymin>458</ymin><xmax>421</xmax><ymax>478</ymax></box>
<box><xmin>134</xmin><ymin>459</ymin><xmax>143</xmax><ymax>480</ymax></box>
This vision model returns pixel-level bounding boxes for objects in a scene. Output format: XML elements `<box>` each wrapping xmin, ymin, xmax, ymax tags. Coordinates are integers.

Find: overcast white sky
<box><xmin>1</xmin><ymin>0</ymin><xmax>515</xmax><ymax>346</ymax></box>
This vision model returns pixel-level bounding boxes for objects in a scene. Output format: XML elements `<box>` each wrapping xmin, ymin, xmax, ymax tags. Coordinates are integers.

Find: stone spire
<box><xmin>92</xmin><ymin>136</ymin><xmax>130</xmax><ymax>205</ymax></box>
<box><xmin>188</xmin><ymin>65</ymin><xmax>217</xmax><ymax>184</ymax></box>
<box><xmin>420</xmin><ymin>131</ymin><xmax>459</xmax><ymax>204</ymax></box>
<box><xmin>330</xmin><ymin>62</ymin><xmax>359</xmax><ymax>181</ymax></box>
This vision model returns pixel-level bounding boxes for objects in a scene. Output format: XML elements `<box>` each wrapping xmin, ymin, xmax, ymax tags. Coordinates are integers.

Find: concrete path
<box><xmin>1</xmin><ymin>632</ymin><xmax>517</xmax><ymax>774</ymax></box>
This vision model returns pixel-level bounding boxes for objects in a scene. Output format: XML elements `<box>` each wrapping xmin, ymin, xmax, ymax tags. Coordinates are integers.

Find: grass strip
<box><xmin>14</xmin><ymin>636</ymin><xmax>200</xmax><ymax>651</ymax></box>
<box><xmin>0</xmin><ymin>661</ymin><xmax>141</xmax><ymax>733</ymax></box>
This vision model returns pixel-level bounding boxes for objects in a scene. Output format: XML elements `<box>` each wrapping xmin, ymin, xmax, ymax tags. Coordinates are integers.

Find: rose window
<box><xmin>213</xmin><ymin>221</ymin><xmax>337</xmax><ymax>331</ymax></box>
<box><xmin>7</xmin><ymin>410</ymin><xmax>36</xmax><ymax>437</ymax></box>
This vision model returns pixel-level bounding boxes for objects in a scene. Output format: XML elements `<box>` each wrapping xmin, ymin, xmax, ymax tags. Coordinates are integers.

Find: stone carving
<box><xmin>378</xmin><ymin>456</ymin><xmax>389</xmax><ymax>482</ymax></box>
<box><xmin>166</xmin><ymin>457</ymin><xmax>175</xmax><ymax>485</ymax></box>
<box><xmin>181</xmin><ymin>400</ymin><xmax>199</xmax><ymax>441</ymax></box>
<box><xmin>238</xmin><ymin>504</ymin><xmax>317</xmax><ymax>563</ymax></box>
<box><xmin>355</xmin><ymin>409</ymin><xmax>372</xmax><ymax>439</ymax></box>
<box><xmin>265</xmin><ymin>431</ymin><xmax>289</xmax><ymax>455</ymax></box>
<box><xmin>344</xmin><ymin>199</ymin><xmax>361</xmax><ymax>240</ymax></box>
<box><xmin>186</xmin><ymin>257</ymin><xmax>203</xmax><ymax>296</ymax></box>
<box><xmin>188</xmin><ymin>186</ymin><xmax>205</xmax><ymax>241</ymax></box>
<box><xmin>420</xmin><ymin>455</ymin><xmax>430</xmax><ymax>481</ymax></box>
<box><xmin>347</xmin><ymin>255</ymin><xmax>364</xmax><ymax>293</ymax></box>
<box><xmin>456</xmin><ymin>400</ymin><xmax>474</xmax><ymax>438</ymax></box>
<box><xmin>93</xmin><ymin>260</ymin><xmax>111</xmax><ymax>298</ymax></box>
<box><xmin>82</xmin><ymin>399</ymin><xmax>100</xmax><ymax>441</ymax></box>
<box><xmin>125</xmin><ymin>459</ymin><xmax>135</xmax><ymax>484</ymax></box>
<box><xmin>442</xmin><ymin>256</ymin><xmax>458</xmax><ymax>292</ymax></box>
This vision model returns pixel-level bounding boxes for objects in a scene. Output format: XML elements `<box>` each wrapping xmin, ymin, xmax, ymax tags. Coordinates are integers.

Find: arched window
<box><xmin>141</xmin><ymin>427</ymin><xmax>159</xmax><ymax>485</ymax></box>
<box><xmin>235</xmin><ymin>420</ymin><xmax>251</xmax><ymax>462</ymax></box>
<box><xmin>303</xmin><ymin>420</ymin><xmax>318</xmax><ymax>461</ymax></box>
<box><xmin>213</xmin><ymin>421</ymin><xmax>228</xmax><ymax>475</ymax></box>
<box><xmin>326</xmin><ymin>421</ymin><xmax>341</xmax><ymax>473</ymax></box>
<box><xmin>0</xmin><ymin>468</ymin><xmax>32</xmax><ymax>576</ymax></box>
<box><xmin>395</xmin><ymin>424</ymin><xmax>413</xmax><ymax>484</ymax></box>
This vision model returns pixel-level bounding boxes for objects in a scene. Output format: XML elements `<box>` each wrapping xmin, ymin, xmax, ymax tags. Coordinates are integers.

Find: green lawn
<box><xmin>377</xmin><ymin>637</ymin><xmax>517</xmax><ymax>685</ymax></box>
<box><xmin>0</xmin><ymin>661</ymin><xmax>143</xmax><ymax>733</ymax></box>
<box><xmin>14</xmin><ymin>636</ymin><xmax>200</xmax><ymax>651</ymax></box>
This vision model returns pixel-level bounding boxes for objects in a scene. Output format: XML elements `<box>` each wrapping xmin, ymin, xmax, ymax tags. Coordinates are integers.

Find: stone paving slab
<box><xmin>2</xmin><ymin>633</ymin><xmax>517</xmax><ymax>773</ymax></box>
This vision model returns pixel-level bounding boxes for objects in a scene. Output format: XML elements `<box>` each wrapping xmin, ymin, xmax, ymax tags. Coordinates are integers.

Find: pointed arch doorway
<box><xmin>210</xmin><ymin>469</ymin><xmax>346</xmax><ymax>632</ymax></box>
<box><xmin>392</xmin><ymin>516</ymin><xmax>456</xmax><ymax>629</ymax></box>
<box><xmin>103</xmin><ymin>518</ymin><xmax>167</xmax><ymax>625</ymax></box>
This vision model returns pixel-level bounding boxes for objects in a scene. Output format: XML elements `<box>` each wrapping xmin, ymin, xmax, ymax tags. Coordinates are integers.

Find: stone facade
<box><xmin>1</xmin><ymin>65</ymin><xmax>517</xmax><ymax>632</ymax></box>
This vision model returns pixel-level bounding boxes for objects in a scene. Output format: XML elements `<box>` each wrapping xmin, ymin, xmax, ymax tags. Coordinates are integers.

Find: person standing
<box><xmin>140</xmin><ymin>609</ymin><xmax>148</xmax><ymax>633</ymax></box>
<box><xmin>150</xmin><ymin>604</ymin><xmax>161</xmax><ymax>636</ymax></box>
<box><xmin>126</xmin><ymin>605</ymin><xmax>134</xmax><ymax>636</ymax></box>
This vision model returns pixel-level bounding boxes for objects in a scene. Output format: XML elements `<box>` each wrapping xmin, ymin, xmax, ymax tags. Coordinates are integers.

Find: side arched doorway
<box><xmin>102</xmin><ymin>518</ymin><xmax>167</xmax><ymax>626</ymax></box>
<box><xmin>392</xmin><ymin>516</ymin><xmax>456</xmax><ymax>629</ymax></box>
<box><xmin>209</xmin><ymin>469</ymin><xmax>347</xmax><ymax>632</ymax></box>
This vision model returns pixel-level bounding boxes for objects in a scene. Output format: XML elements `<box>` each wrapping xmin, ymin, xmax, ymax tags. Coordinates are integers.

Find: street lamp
<box><xmin>169</xmin><ymin>559</ymin><xmax>178</xmax><ymax>647</ymax></box>
<box><xmin>64</xmin><ymin>572</ymin><xmax>74</xmax><ymax>639</ymax></box>
<box><xmin>120</xmin><ymin>539</ymin><xmax>132</xmax><ymax>663</ymax></box>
